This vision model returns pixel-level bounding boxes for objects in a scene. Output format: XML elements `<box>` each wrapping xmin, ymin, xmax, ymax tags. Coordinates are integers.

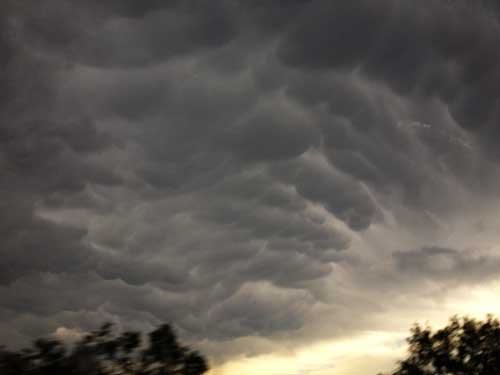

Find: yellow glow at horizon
<box><xmin>215</xmin><ymin>331</ymin><xmax>405</xmax><ymax>375</ymax></box>
<box><xmin>213</xmin><ymin>279</ymin><xmax>500</xmax><ymax>375</ymax></box>
<box><xmin>449</xmin><ymin>281</ymin><xmax>500</xmax><ymax>317</ymax></box>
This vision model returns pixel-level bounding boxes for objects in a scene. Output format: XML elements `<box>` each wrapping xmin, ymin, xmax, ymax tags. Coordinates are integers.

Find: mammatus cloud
<box><xmin>2</xmin><ymin>1</ymin><xmax>500</xmax><ymax>374</ymax></box>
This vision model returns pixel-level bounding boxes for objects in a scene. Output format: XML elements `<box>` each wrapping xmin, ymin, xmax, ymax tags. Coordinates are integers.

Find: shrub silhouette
<box><xmin>0</xmin><ymin>322</ymin><xmax>208</xmax><ymax>375</ymax></box>
<box><xmin>382</xmin><ymin>315</ymin><xmax>500</xmax><ymax>375</ymax></box>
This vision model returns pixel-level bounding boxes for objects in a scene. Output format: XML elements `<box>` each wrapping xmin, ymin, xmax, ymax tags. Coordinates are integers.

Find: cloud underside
<box><xmin>2</xmin><ymin>0</ymin><xmax>500</xmax><ymax>364</ymax></box>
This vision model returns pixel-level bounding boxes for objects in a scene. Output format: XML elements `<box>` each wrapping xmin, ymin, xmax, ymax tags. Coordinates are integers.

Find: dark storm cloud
<box><xmin>271</xmin><ymin>155</ymin><xmax>379</xmax><ymax>230</ymax></box>
<box><xmin>2</xmin><ymin>0</ymin><xmax>500</xmax><ymax>362</ymax></box>
<box><xmin>393</xmin><ymin>246</ymin><xmax>500</xmax><ymax>283</ymax></box>
<box><xmin>221</xmin><ymin>96</ymin><xmax>320</xmax><ymax>161</ymax></box>
<box><xmin>14</xmin><ymin>0</ymin><xmax>238</xmax><ymax>68</ymax></box>
<box><xmin>0</xmin><ymin>1</ymin><xmax>121</xmax><ymax>286</ymax></box>
<box><xmin>278</xmin><ymin>0</ymin><xmax>500</xmax><ymax>158</ymax></box>
<box><xmin>283</xmin><ymin>70</ymin><xmax>500</xmax><ymax>217</ymax></box>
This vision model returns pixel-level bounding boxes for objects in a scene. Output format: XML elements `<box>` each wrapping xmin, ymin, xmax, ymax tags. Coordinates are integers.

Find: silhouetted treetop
<box><xmin>382</xmin><ymin>315</ymin><xmax>500</xmax><ymax>375</ymax></box>
<box><xmin>0</xmin><ymin>322</ymin><xmax>208</xmax><ymax>375</ymax></box>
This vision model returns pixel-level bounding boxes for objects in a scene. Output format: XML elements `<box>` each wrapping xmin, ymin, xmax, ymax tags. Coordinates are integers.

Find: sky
<box><xmin>2</xmin><ymin>1</ymin><xmax>500</xmax><ymax>374</ymax></box>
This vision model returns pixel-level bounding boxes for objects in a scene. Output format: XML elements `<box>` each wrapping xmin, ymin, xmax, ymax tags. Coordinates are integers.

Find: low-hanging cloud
<box><xmin>2</xmin><ymin>0</ymin><xmax>500</xmax><ymax>367</ymax></box>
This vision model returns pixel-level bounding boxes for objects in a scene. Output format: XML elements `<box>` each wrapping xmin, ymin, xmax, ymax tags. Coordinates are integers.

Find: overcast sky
<box><xmin>2</xmin><ymin>1</ymin><xmax>500</xmax><ymax>374</ymax></box>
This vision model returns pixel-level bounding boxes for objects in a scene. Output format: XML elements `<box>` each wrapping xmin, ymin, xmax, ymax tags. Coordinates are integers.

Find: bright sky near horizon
<box><xmin>215</xmin><ymin>279</ymin><xmax>500</xmax><ymax>375</ymax></box>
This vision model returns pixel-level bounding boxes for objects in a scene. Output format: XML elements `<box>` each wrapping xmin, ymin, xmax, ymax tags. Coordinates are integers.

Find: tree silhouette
<box><xmin>382</xmin><ymin>315</ymin><xmax>500</xmax><ymax>375</ymax></box>
<box><xmin>0</xmin><ymin>323</ymin><xmax>208</xmax><ymax>375</ymax></box>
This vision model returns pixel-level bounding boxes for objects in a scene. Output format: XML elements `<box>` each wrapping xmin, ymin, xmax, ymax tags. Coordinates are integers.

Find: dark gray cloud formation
<box><xmin>2</xmin><ymin>0</ymin><xmax>500</xmax><ymax>364</ymax></box>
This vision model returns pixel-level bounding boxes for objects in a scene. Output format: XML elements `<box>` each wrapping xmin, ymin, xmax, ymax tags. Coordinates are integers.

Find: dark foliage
<box><xmin>383</xmin><ymin>315</ymin><xmax>500</xmax><ymax>375</ymax></box>
<box><xmin>0</xmin><ymin>323</ymin><xmax>209</xmax><ymax>375</ymax></box>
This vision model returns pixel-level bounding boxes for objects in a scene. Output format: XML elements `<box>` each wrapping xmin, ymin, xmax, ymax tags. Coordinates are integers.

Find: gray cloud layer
<box><xmin>2</xmin><ymin>0</ymin><xmax>500</xmax><ymax>364</ymax></box>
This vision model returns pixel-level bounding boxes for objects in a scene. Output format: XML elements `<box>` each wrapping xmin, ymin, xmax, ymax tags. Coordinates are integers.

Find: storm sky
<box><xmin>2</xmin><ymin>1</ymin><xmax>500</xmax><ymax>374</ymax></box>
